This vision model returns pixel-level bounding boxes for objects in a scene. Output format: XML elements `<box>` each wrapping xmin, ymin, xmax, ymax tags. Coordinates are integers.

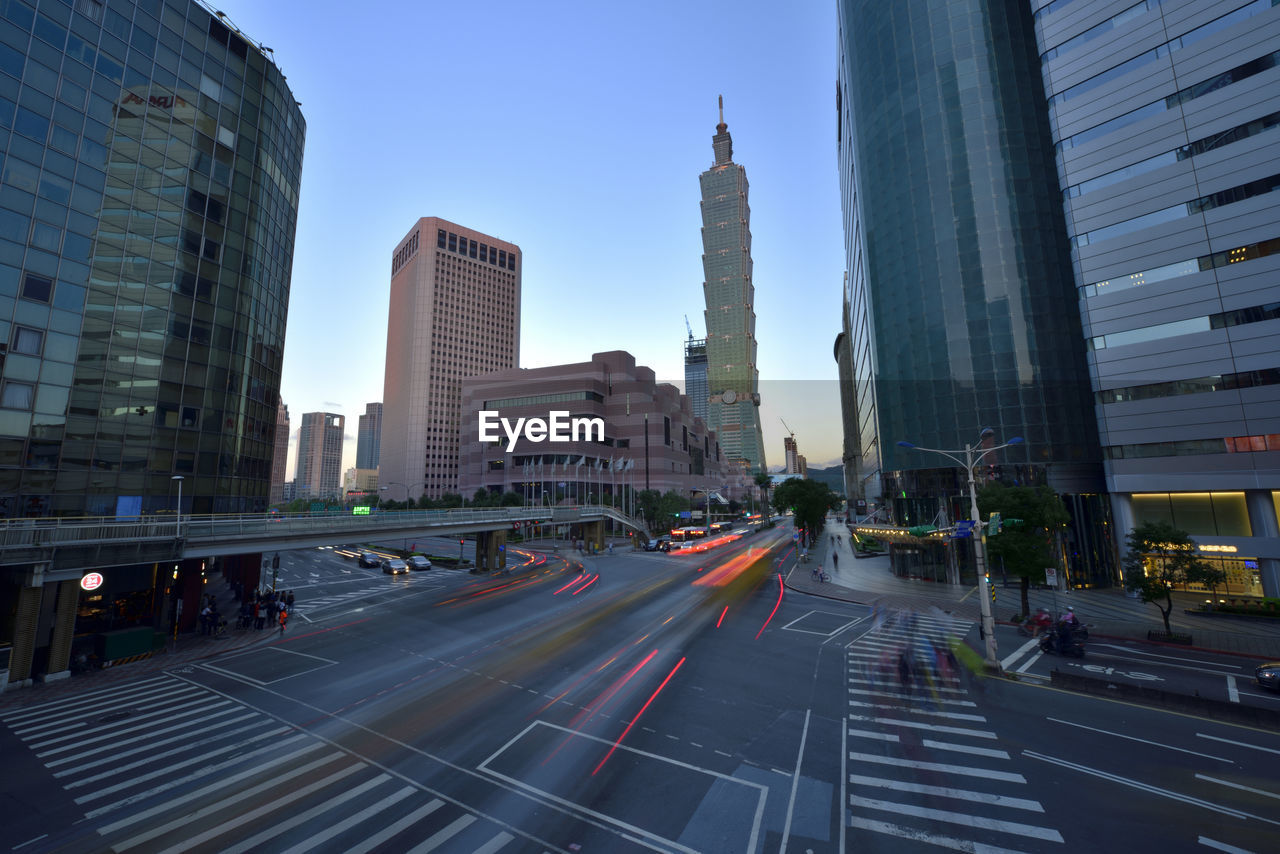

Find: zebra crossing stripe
<box><xmin>105</xmin><ymin>747</ymin><xmax>338</xmax><ymax>843</ymax></box>
<box><xmin>848</xmin><ymin>814</ymin><xmax>1033</xmax><ymax>854</ymax></box>
<box><xmin>847</xmin><ymin>773</ymin><xmax>1044</xmax><ymax>812</ymax></box>
<box><xmin>86</xmin><ymin>732</ymin><xmax>314</xmax><ymax>819</ymax></box>
<box><xmin>848</xmin><ymin>713</ymin><xmax>997</xmax><ymax>740</ymax></box>
<box><xmin>921</xmin><ymin>739</ymin><xmax>1011</xmax><ymax>760</ymax></box>
<box><xmin>405</xmin><ymin>814</ymin><xmax>478</xmax><ymax>854</ymax></box>
<box><xmin>216</xmin><ymin>773</ymin><xmax>393</xmax><ymax>854</ymax></box>
<box><xmin>66</xmin><ymin>717</ymin><xmax>265</xmax><ymax>787</ymax></box>
<box><xmin>847</xmin><ymin>699</ymin><xmax>986</xmax><ymax>723</ymax></box>
<box><xmin>148</xmin><ymin>762</ymin><xmax>367</xmax><ymax>854</ymax></box>
<box><xmin>343</xmin><ymin>799</ymin><xmax>446</xmax><ymax>854</ymax></box>
<box><xmin>276</xmin><ymin>786</ymin><xmax>416</xmax><ymax>854</ymax></box>
<box><xmin>0</xmin><ymin>676</ymin><xmax>171</xmax><ymax>722</ymax></box>
<box><xmin>847</xmin><ymin>687</ymin><xmax>976</xmax><ymax>707</ymax></box>
<box><xmin>847</xmin><ymin>751</ymin><xmax>1024</xmax><ymax>783</ymax></box>
<box><xmin>13</xmin><ymin>685</ymin><xmax>203</xmax><ymax>736</ymax></box>
<box><xmin>74</xmin><ymin>726</ymin><xmax>290</xmax><ymax>804</ymax></box>
<box><xmin>849</xmin><ymin>795</ymin><xmax>1064</xmax><ymax>842</ymax></box>
<box><xmin>46</xmin><ymin>705</ymin><xmax>242</xmax><ymax>768</ymax></box>
<box><xmin>36</xmin><ymin>700</ymin><xmax>231</xmax><ymax>756</ymax></box>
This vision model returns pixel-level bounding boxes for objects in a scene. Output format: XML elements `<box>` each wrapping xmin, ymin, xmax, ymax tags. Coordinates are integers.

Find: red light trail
<box><xmin>592</xmin><ymin>656</ymin><xmax>687</xmax><ymax>776</ymax></box>
<box><xmin>754</xmin><ymin>573</ymin><xmax>784</xmax><ymax>640</ymax></box>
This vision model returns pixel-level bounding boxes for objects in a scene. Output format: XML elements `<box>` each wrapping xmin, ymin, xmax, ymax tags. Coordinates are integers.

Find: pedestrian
<box><xmin>832</xmin><ymin>552</ymin><xmax>839</xmax><ymax>571</ymax></box>
<box><xmin>278</xmin><ymin>606</ymin><xmax>288</xmax><ymax>633</ymax></box>
<box><xmin>200</xmin><ymin>601</ymin><xmax>212</xmax><ymax>635</ymax></box>
<box><xmin>253</xmin><ymin>599</ymin><xmax>264</xmax><ymax>630</ymax></box>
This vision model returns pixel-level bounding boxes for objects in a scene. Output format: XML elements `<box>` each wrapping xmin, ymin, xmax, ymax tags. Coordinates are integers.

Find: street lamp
<box><xmin>171</xmin><ymin>475</ymin><xmax>184</xmax><ymax>535</ymax></box>
<box><xmin>897</xmin><ymin>428</ymin><xmax>1024</xmax><ymax>672</ymax></box>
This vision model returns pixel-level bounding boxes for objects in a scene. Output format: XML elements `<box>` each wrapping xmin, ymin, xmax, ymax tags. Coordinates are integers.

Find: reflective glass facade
<box><xmin>698</xmin><ymin>107</ymin><xmax>765</xmax><ymax>472</ymax></box>
<box><xmin>835</xmin><ymin>0</ymin><xmax>1101</xmax><ymax>492</ymax></box>
<box><xmin>0</xmin><ymin>0</ymin><xmax>304</xmax><ymax>517</ymax></box>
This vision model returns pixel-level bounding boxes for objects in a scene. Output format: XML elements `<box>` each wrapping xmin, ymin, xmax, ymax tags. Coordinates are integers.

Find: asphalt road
<box><xmin>997</xmin><ymin>625</ymin><xmax>1280</xmax><ymax>710</ymax></box>
<box><xmin>3</xmin><ymin>533</ymin><xmax>1278</xmax><ymax>853</ymax></box>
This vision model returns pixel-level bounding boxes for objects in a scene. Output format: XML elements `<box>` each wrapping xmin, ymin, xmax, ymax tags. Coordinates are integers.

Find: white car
<box><xmin>407</xmin><ymin>555</ymin><xmax>432</xmax><ymax>571</ymax></box>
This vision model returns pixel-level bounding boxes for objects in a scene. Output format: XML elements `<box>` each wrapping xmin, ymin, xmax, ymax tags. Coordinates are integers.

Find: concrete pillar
<box><xmin>1246</xmin><ymin>489</ymin><xmax>1280</xmax><ymax>598</ymax></box>
<box><xmin>5</xmin><ymin>581</ymin><xmax>44</xmax><ymax>687</ymax></box>
<box><xmin>585</xmin><ymin>520</ymin><xmax>605</xmax><ymax>553</ymax></box>
<box><xmin>1110</xmin><ymin>493</ymin><xmax>1135</xmax><ymax>564</ymax></box>
<box><xmin>43</xmin><ymin>581</ymin><xmax>81</xmax><ymax>683</ymax></box>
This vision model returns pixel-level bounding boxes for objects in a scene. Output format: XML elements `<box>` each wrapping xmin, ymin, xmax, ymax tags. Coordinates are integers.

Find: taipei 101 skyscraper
<box><xmin>699</xmin><ymin>97</ymin><xmax>766</xmax><ymax>473</ymax></box>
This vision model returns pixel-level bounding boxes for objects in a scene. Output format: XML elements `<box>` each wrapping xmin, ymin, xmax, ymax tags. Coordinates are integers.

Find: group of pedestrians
<box><xmin>235</xmin><ymin>589</ymin><xmax>294</xmax><ymax>633</ymax></box>
<box><xmin>198</xmin><ymin>595</ymin><xmax>224</xmax><ymax>636</ymax></box>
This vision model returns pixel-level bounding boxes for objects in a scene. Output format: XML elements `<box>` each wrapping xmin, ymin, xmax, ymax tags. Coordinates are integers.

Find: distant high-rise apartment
<box><xmin>784</xmin><ymin>436</ymin><xmax>799</xmax><ymax>475</ymax></box>
<box><xmin>836</xmin><ymin>0</ymin><xmax>1109</xmax><ymax>585</ymax></box>
<box><xmin>270</xmin><ymin>402</ymin><xmax>290</xmax><ymax>505</ymax></box>
<box><xmin>684</xmin><ymin>336</ymin><xmax>708</xmax><ymax>423</ymax></box>
<box><xmin>699</xmin><ymin>98</ymin><xmax>766</xmax><ymax>473</ymax></box>
<box><xmin>296</xmin><ymin>413</ymin><xmax>344</xmax><ymax>499</ymax></box>
<box><xmin>381</xmin><ymin>219</ymin><xmax>520</xmax><ymax>501</ymax></box>
<box><xmin>356</xmin><ymin>402</ymin><xmax>382</xmax><ymax>470</ymax></box>
<box><xmin>1033</xmin><ymin>0</ymin><xmax>1280</xmax><ymax>598</ymax></box>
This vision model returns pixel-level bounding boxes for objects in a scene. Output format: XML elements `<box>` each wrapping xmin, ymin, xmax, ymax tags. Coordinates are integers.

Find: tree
<box><xmin>1122</xmin><ymin>521</ymin><xmax>1215</xmax><ymax>634</ymax></box>
<box><xmin>771</xmin><ymin>478</ymin><xmax>840</xmax><ymax>547</ymax></box>
<box><xmin>978</xmin><ymin>483</ymin><xmax>1069</xmax><ymax>618</ymax></box>
<box><xmin>754</xmin><ymin>472</ymin><xmax>774</xmax><ymax>514</ymax></box>
<box><xmin>499</xmin><ymin>491</ymin><xmax>524</xmax><ymax>507</ymax></box>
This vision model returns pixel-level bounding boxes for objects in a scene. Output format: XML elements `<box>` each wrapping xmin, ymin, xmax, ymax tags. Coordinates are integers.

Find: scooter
<box><xmin>1039</xmin><ymin>628</ymin><xmax>1086</xmax><ymax>658</ymax></box>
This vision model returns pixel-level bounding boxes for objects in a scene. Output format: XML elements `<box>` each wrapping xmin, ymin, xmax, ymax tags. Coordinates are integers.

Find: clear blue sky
<box><xmin>208</xmin><ymin>0</ymin><xmax>846</xmax><ymax>477</ymax></box>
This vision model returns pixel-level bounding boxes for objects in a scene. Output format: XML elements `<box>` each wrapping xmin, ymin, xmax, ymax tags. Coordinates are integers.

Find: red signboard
<box><xmin>80</xmin><ymin>572</ymin><xmax>104</xmax><ymax>591</ymax></box>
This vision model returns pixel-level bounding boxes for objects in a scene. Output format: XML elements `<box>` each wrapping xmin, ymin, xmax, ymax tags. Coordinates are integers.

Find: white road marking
<box><xmin>847</xmin><ymin>773</ymin><xmax>1043</xmax><ymax>812</ymax></box>
<box><xmin>1198</xmin><ymin>836</ymin><xmax>1256</xmax><ymax>853</ymax></box>
<box><xmin>847</xmin><ymin>815</ymin><xmax>1039</xmax><ymax>854</ymax></box>
<box><xmin>1016</xmin><ymin>650</ymin><xmax>1044</xmax><ymax>673</ymax></box>
<box><xmin>1226</xmin><ymin>675</ymin><xmax>1239</xmax><ymax>703</ymax></box>
<box><xmin>848</xmin><ymin>713</ymin><xmax>997</xmax><ymax>740</ymax></box>
<box><xmin>847</xmin><ymin>751</ymin><xmax>1024</xmax><ymax>783</ymax></box>
<box><xmin>217</xmin><ymin>773</ymin><xmax>392</xmax><ymax>854</ymax></box>
<box><xmin>1196</xmin><ymin>774</ymin><xmax>1280</xmax><ymax>801</ymax></box>
<box><xmin>1197</xmin><ymin>733</ymin><xmax>1280</xmax><ymax>756</ymax></box>
<box><xmin>405</xmin><ymin>815</ymin><xmax>477</xmax><ymax>854</ymax></box>
<box><xmin>343</xmin><ymin>799</ymin><xmax>445</xmax><ymax>854</ymax></box>
<box><xmin>846</xmin><ymin>699</ymin><xmax>986</xmax><ymax>722</ymax></box>
<box><xmin>847</xmin><ymin>728</ymin><xmax>900</xmax><ymax>742</ymax></box>
<box><xmin>848</xmin><ymin>795</ymin><xmax>1064</xmax><ymax>841</ymax></box>
<box><xmin>276</xmin><ymin>784</ymin><xmax>415</xmax><ymax>854</ymax></box>
<box><xmin>1047</xmin><ymin>717</ymin><xmax>1232</xmax><ymax>762</ymax></box>
<box><xmin>1000</xmin><ymin>638</ymin><xmax>1040</xmax><ymax>671</ymax></box>
<box><xmin>0</xmin><ymin>676</ymin><xmax>170</xmax><ymax>721</ymax></box>
<box><xmin>922</xmin><ymin>739</ymin><xmax>1010</xmax><ymax>760</ymax></box>
<box><xmin>779</xmin><ymin>708</ymin><xmax>811</xmax><ymax>854</ymax></box>
<box><xmin>1024</xmin><ymin>751</ymin><xmax>1280</xmax><ymax>827</ymax></box>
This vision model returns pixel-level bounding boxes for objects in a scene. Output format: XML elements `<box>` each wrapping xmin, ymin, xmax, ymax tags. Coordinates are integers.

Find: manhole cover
<box><xmin>98</xmin><ymin>710</ymin><xmax>131</xmax><ymax>723</ymax></box>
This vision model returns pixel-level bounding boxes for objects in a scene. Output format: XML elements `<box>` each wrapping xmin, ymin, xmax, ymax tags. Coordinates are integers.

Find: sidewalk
<box><xmin>782</xmin><ymin>520</ymin><xmax>1280</xmax><ymax>659</ymax></box>
<box><xmin>0</xmin><ymin>580</ymin><xmax>284</xmax><ymax>712</ymax></box>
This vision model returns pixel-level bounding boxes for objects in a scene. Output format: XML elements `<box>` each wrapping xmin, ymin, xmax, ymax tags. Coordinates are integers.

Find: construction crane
<box><xmin>780</xmin><ymin>417</ymin><xmax>795</xmax><ymax>440</ymax></box>
<box><xmin>685</xmin><ymin>314</ymin><xmax>694</xmax><ymax>341</ymax></box>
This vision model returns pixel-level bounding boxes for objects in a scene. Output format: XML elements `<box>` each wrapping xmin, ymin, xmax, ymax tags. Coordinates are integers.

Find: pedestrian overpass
<box><xmin>0</xmin><ymin>505</ymin><xmax>650</xmax><ymax>584</ymax></box>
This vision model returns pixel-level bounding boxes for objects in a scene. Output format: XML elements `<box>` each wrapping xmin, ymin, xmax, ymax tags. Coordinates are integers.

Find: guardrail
<box><xmin>0</xmin><ymin>505</ymin><xmax>650</xmax><ymax>573</ymax></box>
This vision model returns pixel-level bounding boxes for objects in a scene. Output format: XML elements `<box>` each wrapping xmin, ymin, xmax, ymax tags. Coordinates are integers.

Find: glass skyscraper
<box><xmin>683</xmin><ymin>336</ymin><xmax>706</xmax><ymax>424</ymax></box>
<box><xmin>837</xmin><ymin>0</ymin><xmax>1110</xmax><ymax>583</ymax></box>
<box><xmin>698</xmin><ymin>98</ymin><xmax>765</xmax><ymax>473</ymax></box>
<box><xmin>0</xmin><ymin>0</ymin><xmax>304</xmax><ymax>518</ymax></box>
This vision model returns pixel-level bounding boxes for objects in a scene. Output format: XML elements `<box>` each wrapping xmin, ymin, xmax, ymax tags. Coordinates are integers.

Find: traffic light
<box><xmin>987</xmin><ymin>512</ymin><xmax>1002</xmax><ymax>535</ymax></box>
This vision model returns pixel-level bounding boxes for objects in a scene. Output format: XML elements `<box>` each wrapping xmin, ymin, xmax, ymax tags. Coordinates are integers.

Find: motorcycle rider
<box><xmin>1030</xmin><ymin>607</ymin><xmax>1052</xmax><ymax>638</ymax></box>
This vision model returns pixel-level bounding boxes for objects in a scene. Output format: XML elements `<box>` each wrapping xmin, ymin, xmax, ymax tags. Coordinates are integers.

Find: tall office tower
<box><xmin>684</xmin><ymin>336</ymin><xmax>708</xmax><ymax>423</ymax></box>
<box><xmin>1034</xmin><ymin>0</ymin><xmax>1280</xmax><ymax>598</ymax></box>
<box><xmin>0</xmin><ymin>0</ymin><xmax>304</xmax><ymax>519</ymax></box>
<box><xmin>356</xmin><ymin>402</ymin><xmax>382</xmax><ymax>470</ymax></box>
<box><xmin>296</xmin><ymin>412</ymin><xmax>343</xmax><ymax>500</ymax></box>
<box><xmin>836</xmin><ymin>0</ymin><xmax>1109</xmax><ymax>585</ymax></box>
<box><xmin>381</xmin><ymin>218</ymin><xmax>520</xmax><ymax>501</ymax></box>
<box><xmin>784</xmin><ymin>436</ymin><xmax>799</xmax><ymax>474</ymax></box>
<box><xmin>270</xmin><ymin>402</ymin><xmax>289</xmax><ymax>505</ymax></box>
<box><xmin>698</xmin><ymin>98</ymin><xmax>766</xmax><ymax>473</ymax></box>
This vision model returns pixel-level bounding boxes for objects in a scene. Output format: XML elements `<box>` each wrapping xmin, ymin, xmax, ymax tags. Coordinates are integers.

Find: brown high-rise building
<box><xmin>381</xmin><ymin>218</ymin><xmax>521</xmax><ymax>501</ymax></box>
<box><xmin>296</xmin><ymin>412</ymin><xmax>344</xmax><ymax>500</ymax></box>
<box><xmin>270</xmin><ymin>402</ymin><xmax>290</xmax><ymax>505</ymax></box>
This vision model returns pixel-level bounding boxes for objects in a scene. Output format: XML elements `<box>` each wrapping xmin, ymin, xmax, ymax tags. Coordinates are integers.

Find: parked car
<box><xmin>358</xmin><ymin>552</ymin><xmax>381</xmax><ymax>568</ymax></box>
<box><xmin>407</xmin><ymin>555</ymin><xmax>432</xmax><ymax>571</ymax></box>
<box><xmin>381</xmin><ymin>558</ymin><xmax>409</xmax><ymax>575</ymax></box>
<box><xmin>1257</xmin><ymin>661</ymin><xmax>1280</xmax><ymax>691</ymax></box>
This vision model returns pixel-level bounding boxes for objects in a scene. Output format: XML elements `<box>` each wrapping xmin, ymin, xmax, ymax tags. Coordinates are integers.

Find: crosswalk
<box><xmin>845</xmin><ymin>611</ymin><xmax>1066</xmax><ymax>853</ymax></box>
<box><xmin>0</xmin><ymin>674</ymin><xmax>528</xmax><ymax>853</ymax></box>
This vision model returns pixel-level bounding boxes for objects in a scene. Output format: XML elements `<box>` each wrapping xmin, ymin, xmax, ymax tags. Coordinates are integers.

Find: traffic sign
<box><xmin>80</xmin><ymin>572</ymin><xmax>104</xmax><ymax>591</ymax></box>
<box><xmin>1045</xmin><ymin>567</ymin><xmax>1057</xmax><ymax>588</ymax></box>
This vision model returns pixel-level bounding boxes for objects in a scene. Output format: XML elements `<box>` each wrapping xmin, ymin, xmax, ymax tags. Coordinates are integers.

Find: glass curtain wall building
<box><xmin>836</xmin><ymin>0</ymin><xmax>1111</xmax><ymax>585</ymax></box>
<box><xmin>698</xmin><ymin>98</ymin><xmax>766</xmax><ymax>473</ymax></box>
<box><xmin>1034</xmin><ymin>0</ymin><xmax>1280</xmax><ymax>597</ymax></box>
<box><xmin>0</xmin><ymin>0</ymin><xmax>304</xmax><ymax>519</ymax></box>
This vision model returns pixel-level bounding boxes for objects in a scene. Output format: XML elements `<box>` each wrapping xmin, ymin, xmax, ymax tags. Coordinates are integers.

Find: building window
<box><xmin>21</xmin><ymin>274</ymin><xmax>52</xmax><ymax>303</ymax></box>
<box><xmin>1</xmin><ymin>381</ymin><xmax>34</xmax><ymax>410</ymax></box>
<box><xmin>11</xmin><ymin>326</ymin><xmax>43</xmax><ymax>356</ymax></box>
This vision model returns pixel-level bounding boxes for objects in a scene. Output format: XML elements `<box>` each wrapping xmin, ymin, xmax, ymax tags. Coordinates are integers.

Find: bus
<box><xmin>669</xmin><ymin>526</ymin><xmax>708</xmax><ymax>541</ymax></box>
